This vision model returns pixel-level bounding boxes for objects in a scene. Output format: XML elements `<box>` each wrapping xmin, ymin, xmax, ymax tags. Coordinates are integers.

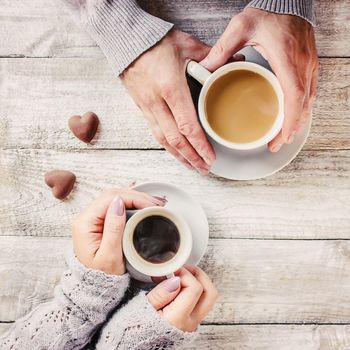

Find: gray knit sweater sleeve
<box><xmin>0</xmin><ymin>255</ymin><xmax>130</xmax><ymax>350</ymax></box>
<box><xmin>95</xmin><ymin>292</ymin><xmax>197</xmax><ymax>350</ymax></box>
<box><xmin>62</xmin><ymin>0</ymin><xmax>173</xmax><ymax>76</ymax></box>
<box><xmin>247</xmin><ymin>0</ymin><xmax>315</xmax><ymax>25</ymax></box>
<box><xmin>62</xmin><ymin>1</ymin><xmax>314</xmax><ymax>77</ymax></box>
<box><xmin>0</xmin><ymin>257</ymin><xmax>196</xmax><ymax>350</ymax></box>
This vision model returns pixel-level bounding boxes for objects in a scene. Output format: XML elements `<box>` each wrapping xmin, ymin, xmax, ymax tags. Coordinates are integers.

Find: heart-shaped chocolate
<box><xmin>44</xmin><ymin>170</ymin><xmax>76</xmax><ymax>199</ymax></box>
<box><xmin>68</xmin><ymin>112</ymin><xmax>99</xmax><ymax>143</ymax></box>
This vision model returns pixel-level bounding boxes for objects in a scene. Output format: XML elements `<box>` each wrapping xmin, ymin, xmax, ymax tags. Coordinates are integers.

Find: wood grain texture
<box><xmin>1</xmin><ymin>324</ymin><xmax>350</xmax><ymax>349</ymax></box>
<box><xmin>0</xmin><ymin>237</ymin><xmax>70</xmax><ymax>323</ymax></box>
<box><xmin>185</xmin><ymin>325</ymin><xmax>350</xmax><ymax>350</ymax></box>
<box><xmin>0</xmin><ymin>149</ymin><xmax>349</xmax><ymax>239</ymax></box>
<box><xmin>1</xmin><ymin>237</ymin><xmax>350</xmax><ymax>324</ymax></box>
<box><xmin>0</xmin><ymin>58</ymin><xmax>349</xmax><ymax>150</ymax></box>
<box><xmin>0</xmin><ymin>323</ymin><xmax>12</xmax><ymax>335</ymax></box>
<box><xmin>1</xmin><ymin>0</ymin><xmax>350</xmax><ymax>346</ymax></box>
<box><xmin>0</xmin><ymin>0</ymin><xmax>349</xmax><ymax>58</ymax></box>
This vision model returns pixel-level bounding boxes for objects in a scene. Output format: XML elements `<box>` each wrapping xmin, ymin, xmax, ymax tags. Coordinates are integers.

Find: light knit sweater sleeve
<box><xmin>62</xmin><ymin>0</ymin><xmax>174</xmax><ymax>76</ymax></box>
<box><xmin>0</xmin><ymin>255</ymin><xmax>130</xmax><ymax>350</ymax></box>
<box><xmin>246</xmin><ymin>0</ymin><xmax>315</xmax><ymax>25</ymax></box>
<box><xmin>95</xmin><ymin>291</ymin><xmax>198</xmax><ymax>349</ymax></box>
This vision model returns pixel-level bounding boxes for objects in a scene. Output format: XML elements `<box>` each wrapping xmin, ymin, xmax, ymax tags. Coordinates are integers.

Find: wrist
<box><xmin>56</xmin><ymin>253</ymin><xmax>130</xmax><ymax>323</ymax></box>
<box><xmin>74</xmin><ymin>246</ymin><xmax>126</xmax><ymax>276</ymax></box>
<box><xmin>92</xmin><ymin>258</ymin><xmax>126</xmax><ymax>276</ymax></box>
<box><xmin>79</xmin><ymin>0</ymin><xmax>174</xmax><ymax>76</ymax></box>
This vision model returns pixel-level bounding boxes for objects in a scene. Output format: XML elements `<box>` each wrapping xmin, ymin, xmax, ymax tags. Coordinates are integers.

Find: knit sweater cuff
<box><xmin>75</xmin><ymin>0</ymin><xmax>174</xmax><ymax>76</ymax></box>
<box><xmin>55</xmin><ymin>255</ymin><xmax>130</xmax><ymax>324</ymax></box>
<box><xmin>246</xmin><ymin>0</ymin><xmax>315</xmax><ymax>26</ymax></box>
<box><xmin>96</xmin><ymin>291</ymin><xmax>197</xmax><ymax>349</ymax></box>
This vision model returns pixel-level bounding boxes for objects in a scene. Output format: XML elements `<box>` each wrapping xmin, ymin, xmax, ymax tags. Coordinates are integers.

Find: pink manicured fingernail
<box><xmin>161</xmin><ymin>277</ymin><xmax>181</xmax><ymax>292</ymax></box>
<box><xmin>271</xmin><ymin>143</ymin><xmax>282</xmax><ymax>153</ymax></box>
<box><xmin>151</xmin><ymin>195</ymin><xmax>168</xmax><ymax>206</ymax></box>
<box><xmin>113</xmin><ymin>196</ymin><xmax>124</xmax><ymax>216</ymax></box>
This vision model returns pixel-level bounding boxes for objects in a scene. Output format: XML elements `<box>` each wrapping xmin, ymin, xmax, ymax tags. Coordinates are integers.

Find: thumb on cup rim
<box><xmin>98</xmin><ymin>196</ymin><xmax>126</xmax><ymax>256</ymax></box>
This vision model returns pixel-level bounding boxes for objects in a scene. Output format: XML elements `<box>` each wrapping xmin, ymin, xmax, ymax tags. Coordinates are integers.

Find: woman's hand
<box><xmin>201</xmin><ymin>8</ymin><xmax>319</xmax><ymax>152</ymax></box>
<box><xmin>147</xmin><ymin>266</ymin><xmax>218</xmax><ymax>332</ymax></box>
<box><xmin>72</xmin><ymin>189</ymin><xmax>166</xmax><ymax>275</ymax></box>
<box><xmin>121</xmin><ymin>29</ymin><xmax>216</xmax><ymax>174</ymax></box>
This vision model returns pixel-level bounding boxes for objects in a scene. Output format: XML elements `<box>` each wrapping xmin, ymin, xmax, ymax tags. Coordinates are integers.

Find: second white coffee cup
<box><xmin>123</xmin><ymin>206</ymin><xmax>193</xmax><ymax>279</ymax></box>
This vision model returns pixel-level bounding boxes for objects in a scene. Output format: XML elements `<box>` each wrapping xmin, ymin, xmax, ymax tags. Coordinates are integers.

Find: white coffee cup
<box><xmin>187</xmin><ymin>60</ymin><xmax>284</xmax><ymax>151</ymax></box>
<box><xmin>123</xmin><ymin>207</ymin><xmax>192</xmax><ymax>280</ymax></box>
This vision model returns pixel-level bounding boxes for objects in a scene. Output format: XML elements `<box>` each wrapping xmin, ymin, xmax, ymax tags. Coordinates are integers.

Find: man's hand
<box><xmin>121</xmin><ymin>29</ymin><xmax>216</xmax><ymax>174</ymax></box>
<box><xmin>201</xmin><ymin>8</ymin><xmax>319</xmax><ymax>152</ymax></box>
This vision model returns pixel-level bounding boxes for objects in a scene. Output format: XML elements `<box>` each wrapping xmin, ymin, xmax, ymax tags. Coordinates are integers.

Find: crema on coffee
<box><xmin>133</xmin><ymin>215</ymin><xmax>180</xmax><ymax>264</ymax></box>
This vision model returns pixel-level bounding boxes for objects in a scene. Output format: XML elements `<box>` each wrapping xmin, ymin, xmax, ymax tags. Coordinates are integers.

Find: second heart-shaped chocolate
<box><xmin>68</xmin><ymin>112</ymin><xmax>99</xmax><ymax>143</ymax></box>
<box><xmin>45</xmin><ymin>170</ymin><xmax>76</xmax><ymax>199</ymax></box>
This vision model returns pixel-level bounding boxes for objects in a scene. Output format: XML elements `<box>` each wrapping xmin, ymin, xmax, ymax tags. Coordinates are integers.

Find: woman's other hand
<box><xmin>147</xmin><ymin>266</ymin><xmax>218</xmax><ymax>332</ymax></box>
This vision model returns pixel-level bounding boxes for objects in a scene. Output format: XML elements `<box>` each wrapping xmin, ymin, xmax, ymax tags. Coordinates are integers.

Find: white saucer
<box><xmin>203</xmin><ymin>46</ymin><xmax>312</xmax><ymax>181</ymax></box>
<box><xmin>129</xmin><ymin>182</ymin><xmax>209</xmax><ymax>281</ymax></box>
<box><xmin>210</xmin><ymin>118</ymin><xmax>311</xmax><ymax>180</ymax></box>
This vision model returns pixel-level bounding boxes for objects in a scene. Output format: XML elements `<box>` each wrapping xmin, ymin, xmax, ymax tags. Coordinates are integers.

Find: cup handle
<box><xmin>166</xmin><ymin>273</ymin><xmax>175</xmax><ymax>279</ymax></box>
<box><xmin>186</xmin><ymin>60</ymin><xmax>211</xmax><ymax>85</ymax></box>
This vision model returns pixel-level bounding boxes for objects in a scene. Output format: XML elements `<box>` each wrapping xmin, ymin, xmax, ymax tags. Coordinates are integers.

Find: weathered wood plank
<box><xmin>0</xmin><ymin>324</ymin><xmax>349</xmax><ymax>349</ymax></box>
<box><xmin>0</xmin><ymin>237</ymin><xmax>70</xmax><ymax>323</ymax></box>
<box><xmin>0</xmin><ymin>149</ymin><xmax>349</xmax><ymax>239</ymax></box>
<box><xmin>0</xmin><ymin>1</ymin><xmax>349</xmax><ymax>58</ymax></box>
<box><xmin>1</xmin><ymin>237</ymin><xmax>350</xmax><ymax>324</ymax></box>
<box><xmin>0</xmin><ymin>324</ymin><xmax>350</xmax><ymax>349</ymax></box>
<box><xmin>184</xmin><ymin>325</ymin><xmax>350</xmax><ymax>350</ymax></box>
<box><xmin>139</xmin><ymin>0</ymin><xmax>350</xmax><ymax>59</ymax></box>
<box><xmin>0</xmin><ymin>323</ymin><xmax>12</xmax><ymax>335</ymax></box>
<box><xmin>0</xmin><ymin>58</ymin><xmax>349</xmax><ymax>150</ymax></box>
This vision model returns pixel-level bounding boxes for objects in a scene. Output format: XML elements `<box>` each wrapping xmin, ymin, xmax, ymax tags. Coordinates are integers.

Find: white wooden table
<box><xmin>0</xmin><ymin>1</ymin><xmax>350</xmax><ymax>349</ymax></box>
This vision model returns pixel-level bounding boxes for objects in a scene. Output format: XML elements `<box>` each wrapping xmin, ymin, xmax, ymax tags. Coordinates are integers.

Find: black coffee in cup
<box><xmin>133</xmin><ymin>215</ymin><xmax>180</xmax><ymax>264</ymax></box>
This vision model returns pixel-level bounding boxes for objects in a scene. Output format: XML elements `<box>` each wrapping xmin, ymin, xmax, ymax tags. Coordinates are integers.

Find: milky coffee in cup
<box><xmin>205</xmin><ymin>69</ymin><xmax>279</xmax><ymax>144</ymax></box>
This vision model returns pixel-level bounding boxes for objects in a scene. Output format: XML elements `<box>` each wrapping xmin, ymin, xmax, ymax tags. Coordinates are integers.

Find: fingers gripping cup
<box><xmin>187</xmin><ymin>61</ymin><xmax>284</xmax><ymax>151</ymax></box>
<box><xmin>123</xmin><ymin>207</ymin><xmax>192</xmax><ymax>282</ymax></box>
